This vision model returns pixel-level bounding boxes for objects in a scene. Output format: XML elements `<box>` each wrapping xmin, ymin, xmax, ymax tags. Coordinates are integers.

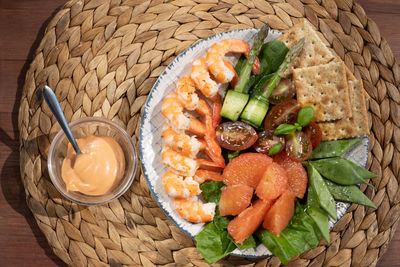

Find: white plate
<box><xmin>138</xmin><ymin>28</ymin><xmax>369</xmax><ymax>257</ymax></box>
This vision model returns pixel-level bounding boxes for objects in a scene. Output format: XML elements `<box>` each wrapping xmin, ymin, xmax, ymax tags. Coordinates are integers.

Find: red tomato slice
<box><xmin>264</xmin><ymin>99</ymin><xmax>300</xmax><ymax>130</ymax></box>
<box><xmin>268</xmin><ymin>78</ymin><xmax>295</xmax><ymax>105</ymax></box>
<box><xmin>253</xmin><ymin>130</ymin><xmax>285</xmax><ymax>155</ymax></box>
<box><xmin>216</xmin><ymin>121</ymin><xmax>258</xmax><ymax>151</ymax></box>
<box><xmin>285</xmin><ymin>131</ymin><xmax>312</xmax><ymax>162</ymax></box>
<box><xmin>304</xmin><ymin>122</ymin><xmax>322</xmax><ymax>149</ymax></box>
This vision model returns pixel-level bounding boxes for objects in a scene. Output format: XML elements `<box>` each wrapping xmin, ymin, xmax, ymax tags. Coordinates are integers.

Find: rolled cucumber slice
<box><xmin>220</xmin><ymin>90</ymin><xmax>249</xmax><ymax>121</ymax></box>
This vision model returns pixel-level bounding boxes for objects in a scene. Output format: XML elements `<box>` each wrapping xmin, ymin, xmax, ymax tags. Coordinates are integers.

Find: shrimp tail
<box><xmin>211</xmin><ymin>94</ymin><xmax>222</xmax><ymax>128</ymax></box>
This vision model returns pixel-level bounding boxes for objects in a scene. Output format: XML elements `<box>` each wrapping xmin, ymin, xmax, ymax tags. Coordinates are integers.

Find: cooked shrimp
<box><xmin>175</xmin><ymin>76</ymin><xmax>199</xmax><ymax>111</ymax></box>
<box><xmin>206</xmin><ymin>38</ymin><xmax>250</xmax><ymax>84</ymax></box>
<box><xmin>174</xmin><ymin>197</ymin><xmax>216</xmax><ymax>223</ymax></box>
<box><xmin>191</xmin><ymin>57</ymin><xmax>223</xmax><ymax>127</ymax></box>
<box><xmin>162</xmin><ymin>125</ymin><xmax>205</xmax><ymax>158</ymax></box>
<box><xmin>163</xmin><ymin>77</ymin><xmax>225</xmax><ymax>168</ymax></box>
<box><xmin>162</xmin><ymin>171</ymin><xmax>201</xmax><ymax>198</ymax></box>
<box><xmin>162</xmin><ymin>146</ymin><xmax>198</xmax><ymax>177</ymax></box>
<box><xmin>193</xmin><ymin>169</ymin><xmax>223</xmax><ymax>184</ymax></box>
<box><xmin>161</xmin><ymin>92</ymin><xmax>206</xmax><ymax>136</ymax></box>
<box><xmin>191</xmin><ymin>57</ymin><xmax>219</xmax><ymax>99</ymax></box>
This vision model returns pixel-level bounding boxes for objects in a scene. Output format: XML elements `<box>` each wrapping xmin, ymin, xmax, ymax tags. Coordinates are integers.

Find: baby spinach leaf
<box><xmin>308</xmin><ymin>164</ymin><xmax>337</xmax><ymax>220</ymax></box>
<box><xmin>324</xmin><ymin>180</ymin><xmax>376</xmax><ymax>208</ymax></box>
<box><xmin>200</xmin><ymin>181</ymin><xmax>225</xmax><ymax>203</ymax></box>
<box><xmin>227</xmin><ymin>151</ymin><xmax>240</xmax><ymax>162</ymax></box>
<box><xmin>259</xmin><ymin>40</ymin><xmax>289</xmax><ymax>74</ymax></box>
<box><xmin>213</xmin><ymin>211</ymin><xmax>230</xmax><ymax>230</ymax></box>
<box><xmin>257</xmin><ymin>203</ymin><xmax>322</xmax><ymax>264</ymax></box>
<box><xmin>195</xmin><ymin>222</ymin><xmax>236</xmax><ymax>264</ymax></box>
<box><xmin>228</xmin><ymin>234</ymin><xmax>257</xmax><ymax>250</ymax></box>
<box><xmin>310</xmin><ymin>139</ymin><xmax>361</xmax><ymax>159</ymax></box>
<box><xmin>306</xmin><ymin>186</ymin><xmax>330</xmax><ymax>243</ymax></box>
<box><xmin>312</xmin><ymin>157</ymin><xmax>376</xmax><ymax>186</ymax></box>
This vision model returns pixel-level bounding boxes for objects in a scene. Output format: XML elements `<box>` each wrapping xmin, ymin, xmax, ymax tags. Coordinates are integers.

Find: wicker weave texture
<box><xmin>18</xmin><ymin>0</ymin><xmax>400</xmax><ymax>266</ymax></box>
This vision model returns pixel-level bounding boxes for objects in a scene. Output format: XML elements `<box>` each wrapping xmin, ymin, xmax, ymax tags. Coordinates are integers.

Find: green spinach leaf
<box><xmin>200</xmin><ymin>181</ymin><xmax>225</xmax><ymax>203</ymax></box>
<box><xmin>312</xmin><ymin>157</ymin><xmax>376</xmax><ymax>186</ymax></box>
<box><xmin>257</xmin><ymin>203</ymin><xmax>322</xmax><ymax>264</ymax></box>
<box><xmin>195</xmin><ymin>222</ymin><xmax>236</xmax><ymax>264</ymax></box>
<box><xmin>308</xmin><ymin>164</ymin><xmax>337</xmax><ymax>220</ymax></box>
<box><xmin>306</xmin><ymin>186</ymin><xmax>330</xmax><ymax>243</ymax></box>
<box><xmin>310</xmin><ymin>139</ymin><xmax>361</xmax><ymax>159</ymax></box>
<box><xmin>325</xmin><ymin>180</ymin><xmax>376</xmax><ymax>208</ymax></box>
<box><xmin>259</xmin><ymin>40</ymin><xmax>289</xmax><ymax>74</ymax></box>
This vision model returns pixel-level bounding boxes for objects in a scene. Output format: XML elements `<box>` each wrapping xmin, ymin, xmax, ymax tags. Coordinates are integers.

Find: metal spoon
<box><xmin>42</xmin><ymin>85</ymin><xmax>82</xmax><ymax>155</ymax></box>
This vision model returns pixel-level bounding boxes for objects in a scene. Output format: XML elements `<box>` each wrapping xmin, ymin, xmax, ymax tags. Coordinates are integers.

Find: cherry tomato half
<box><xmin>304</xmin><ymin>122</ymin><xmax>322</xmax><ymax>149</ymax></box>
<box><xmin>264</xmin><ymin>99</ymin><xmax>300</xmax><ymax>130</ymax></box>
<box><xmin>268</xmin><ymin>78</ymin><xmax>295</xmax><ymax>105</ymax></box>
<box><xmin>285</xmin><ymin>131</ymin><xmax>312</xmax><ymax>162</ymax></box>
<box><xmin>253</xmin><ymin>130</ymin><xmax>285</xmax><ymax>155</ymax></box>
<box><xmin>216</xmin><ymin>121</ymin><xmax>258</xmax><ymax>151</ymax></box>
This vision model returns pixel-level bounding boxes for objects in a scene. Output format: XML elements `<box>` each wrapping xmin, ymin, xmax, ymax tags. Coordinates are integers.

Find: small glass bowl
<box><xmin>48</xmin><ymin>117</ymin><xmax>137</xmax><ymax>206</ymax></box>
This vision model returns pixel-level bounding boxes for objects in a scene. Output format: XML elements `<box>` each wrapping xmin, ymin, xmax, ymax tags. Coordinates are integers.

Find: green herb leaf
<box><xmin>195</xmin><ymin>222</ymin><xmax>236</xmax><ymax>264</ymax></box>
<box><xmin>307</xmin><ymin>186</ymin><xmax>330</xmax><ymax>243</ymax></box>
<box><xmin>307</xmin><ymin>164</ymin><xmax>337</xmax><ymax>220</ymax></box>
<box><xmin>259</xmin><ymin>40</ymin><xmax>289</xmax><ymax>75</ymax></box>
<box><xmin>200</xmin><ymin>181</ymin><xmax>225</xmax><ymax>203</ymax></box>
<box><xmin>269</xmin><ymin>143</ymin><xmax>282</xmax><ymax>155</ymax></box>
<box><xmin>257</xmin><ymin>203</ymin><xmax>322</xmax><ymax>264</ymax></box>
<box><xmin>324</xmin><ymin>180</ymin><xmax>376</xmax><ymax>208</ymax></box>
<box><xmin>274</xmin><ymin>124</ymin><xmax>297</xmax><ymax>135</ymax></box>
<box><xmin>311</xmin><ymin>157</ymin><xmax>376</xmax><ymax>186</ymax></box>
<box><xmin>213</xmin><ymin>212</ymin><xmax>230</xmax><ymax>230</ymax></box>
<box><xmin>227</xmin><ymin>151</ymin><xmax>240</xmax><ymax>162</ymax></box>
<box><xmin>297</xmin><ymin>106</ymin><xmax>314</xmax><ymax>127</ymax></box>
<box><xmin>310</xmin><ymin>139</ymin><xmax>361</xmax><ymax>159</ymax></box>
<box><xmin>229</xmin><ymin>235</ymin><xmax>257</xmax><ymax>250</ymax></box>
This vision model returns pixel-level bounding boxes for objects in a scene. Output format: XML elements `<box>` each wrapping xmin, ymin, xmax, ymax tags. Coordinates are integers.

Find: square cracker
<box><xmin>293</xmin><ymin>61</ymin><xmax>352</xmax><ymax>122</ymax></box>
<box><xmin>277</xmin><ymin>19</ymin><xmax>335</xmax><ymax>68</ymax></box>
<box><xmin>319</xmin><ymin>80</ymin><xmax>369</xmax><ymax>140</ymax></box>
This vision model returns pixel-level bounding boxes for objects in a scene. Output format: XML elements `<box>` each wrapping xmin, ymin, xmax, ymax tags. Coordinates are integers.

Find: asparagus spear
<box><xmin>220</xmin><ymin>25</ymin><xmax>269</xmax><ymax>121</ymax></box>
<box><xmin>240</xmin><ymin>38</ymin><xmax>305</xmax><ymax>128</ymax></box>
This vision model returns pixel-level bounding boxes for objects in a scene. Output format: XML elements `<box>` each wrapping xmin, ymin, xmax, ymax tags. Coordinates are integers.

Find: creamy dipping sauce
<box><xmin>61</xmin><ymin>135</ymin><xmax>125</xmax><ymax>196</ymax></box>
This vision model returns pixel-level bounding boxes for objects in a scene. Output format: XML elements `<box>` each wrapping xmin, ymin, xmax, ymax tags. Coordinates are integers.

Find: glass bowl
<box><xmin>48</xmin><ymin>117</ymin><xmax>137</xmax><ymax>205</ymax></box>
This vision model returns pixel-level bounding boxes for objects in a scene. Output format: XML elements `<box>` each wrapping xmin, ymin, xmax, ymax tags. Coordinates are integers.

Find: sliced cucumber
<box><xmin>240</xmin><ymin>95</ymin><xmax>269</xmax><ymax>128</ymax></box>
<box><xmin>220</xmin><ymin>90</ymin><xmax>249</xmax><ymax>121</ymax></box>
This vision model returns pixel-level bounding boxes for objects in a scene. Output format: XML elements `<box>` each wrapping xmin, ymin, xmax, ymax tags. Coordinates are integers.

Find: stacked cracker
<box><xmin>277</xmin><ymin>19</ymin><xmax>369</xmax><ymax>140</ymax></box>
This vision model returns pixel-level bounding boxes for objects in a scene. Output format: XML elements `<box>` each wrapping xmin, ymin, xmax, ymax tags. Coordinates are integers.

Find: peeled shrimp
<box><xmin>206</xmin><ymin>38</ymin><xmax>250</xmax><ymax>84</ymax></box>
<box><xmin>162</xmin><ymin>125</ymin><xmax>205</xmax><ymax>158</ymax></box>
<box><xmin>191</xmin><ymin>57</ymin><xmax>223</xmax><ymax>127</ymax></box>
<box><xmin>193</xmin><ymin>169</ymin><xmax>223</xmax><ymax>184</ymax></box>
<box><xmin>162</xmin><ymin>146</ymin><xmax>198</xmax><ymax>177</ymax></box>
<box><xmin>162</xmin><ymin>171</ymin><xmax>201</xmax><ymax>198</ymax></box>
<box><xmin>161</xmin><ymin>92</ymin><xmax>206</xmax><ymax>136</ymax></box>
<box><xmin>174</xmin><ymin>197</ymin><xmax>216</xmax><ymax>223</ymax></box>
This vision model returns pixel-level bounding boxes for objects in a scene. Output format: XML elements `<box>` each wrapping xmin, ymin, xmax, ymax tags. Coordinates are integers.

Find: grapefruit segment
<box><xmin>219</xmin><ymin>185</ymin><xmax>253</xmax><ymax>216</ymax></box>
<box><xmin>222</xmin><ymin>153</ymin><xmax>273</xmax><ymax>188</ymax></box>
<box><xmin>274</xmin><ymin>151</ymin><xmax>308</xmax><ymax>199</ymax></box>
<box><xmin>228</xmin><ymin>199</ymin><xmax>272</xmax><ymax>244</ymax></box>
<box><xmin>255</xmin><ymin>162</ymin><xmax>289</xmax><ymax>200</ymax></box>
<box><xmin>263</xmin><ymin>190</ymin><xmax>296</xmax><ymax>235</ymax></box>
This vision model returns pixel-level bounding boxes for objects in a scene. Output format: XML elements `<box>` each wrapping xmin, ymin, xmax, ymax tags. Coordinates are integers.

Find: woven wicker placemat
<box><xmin>18</xmin><ymin>0</ymin><xmax>400</xmax><ymax>266</ymax></box>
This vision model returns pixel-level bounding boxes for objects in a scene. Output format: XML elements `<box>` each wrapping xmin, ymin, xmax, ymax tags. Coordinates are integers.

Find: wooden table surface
<box><xmin>0</xmin><ymin>0</ymin><xmax>399</xmax><ymax>266</ymax></box>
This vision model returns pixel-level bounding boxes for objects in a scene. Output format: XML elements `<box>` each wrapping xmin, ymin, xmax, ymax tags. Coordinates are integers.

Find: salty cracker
<box><xmin>319</xmin><ymin>80</ymin><xmax>369</xmax><ymax>140</ymax></box>
<box><xmin>293</xmin><ymin>61</ymin><xmax>352</xmax><ymax>122</ymax></box>
<box><xmin>277</xmin><ymin>19</ymin><xmax>335</xmax><ymax>68</ymax></box>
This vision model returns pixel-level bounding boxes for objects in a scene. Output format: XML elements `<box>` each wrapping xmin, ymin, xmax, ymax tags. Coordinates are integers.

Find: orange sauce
<box><xmin>61</xmin><ymin>135</ymin><xmax>125</xmax><ymax>196</ymax></box>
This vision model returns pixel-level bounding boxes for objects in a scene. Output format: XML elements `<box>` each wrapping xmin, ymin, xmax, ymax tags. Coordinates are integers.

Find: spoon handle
<box><xmin>42</xmin><ymin>86</ymin><xmax>82</xmax><ymax>154</ymax></box>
